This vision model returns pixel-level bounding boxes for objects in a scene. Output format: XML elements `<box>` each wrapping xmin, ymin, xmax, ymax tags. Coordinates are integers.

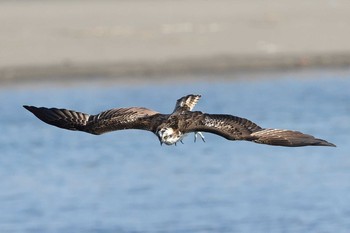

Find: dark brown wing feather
<box><xmin>250</xmin><ymin>129</ymin><xmax>336</xmax><ymax>147</ymax></box>
<box><xmin>85</xmin><ymin>107</ymin><xmax>160</xmax><ymax>134</ymax></box>
<box><xmin>185</xmin><ymin>113</ymin><xmax>335</xmax><ymax>147</ymax></box>
<box><xmin>184</xmin><ymin>113</ymin><xmax>263</xmax><ymax>140</ymax></box>
<box><xmin>23</xmin><ymin>105</ymin><xmax>161</xmax><ymax>135</ymax></box>
<box><xmin>23</xmin><ymin>105</ymin><xmax>90</xmax><ymax>131</ymax></box>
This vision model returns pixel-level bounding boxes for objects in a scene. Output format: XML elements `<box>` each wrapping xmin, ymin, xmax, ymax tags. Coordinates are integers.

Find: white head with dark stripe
<box><xmin>157</xmin><ymin>127</ymin><xmax>183</xmax><ymax>145</ymax></box>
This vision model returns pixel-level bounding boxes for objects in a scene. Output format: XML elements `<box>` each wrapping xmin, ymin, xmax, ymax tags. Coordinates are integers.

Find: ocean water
<box><xmin>1</xmin><ymin>70</ymin><xmax>350</xmax><ymax>233</ymax></box>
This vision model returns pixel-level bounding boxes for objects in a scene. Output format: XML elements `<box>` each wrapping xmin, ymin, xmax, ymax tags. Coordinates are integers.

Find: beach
<box><xmin>1</xmin><ymin>0</ymin><xmax>350</xmax><ymax>85</ymax></box>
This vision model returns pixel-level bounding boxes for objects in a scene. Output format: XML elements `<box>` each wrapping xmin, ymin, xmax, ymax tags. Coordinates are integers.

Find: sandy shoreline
<box><xmin>2</xmin><ymin>53</ymin><xmax>350</xmax><ymax>86</ymax></box>
<box><xmin>1</xmin><ymin>0</ymin><xmax>350</xmax><ymax>85</ymax></box>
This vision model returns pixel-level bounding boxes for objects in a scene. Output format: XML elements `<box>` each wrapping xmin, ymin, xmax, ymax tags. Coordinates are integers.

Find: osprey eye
<box><xmin>164</xmin><ymin>136</ymin><xmax>168</xmax><ymax>139</ymax></box>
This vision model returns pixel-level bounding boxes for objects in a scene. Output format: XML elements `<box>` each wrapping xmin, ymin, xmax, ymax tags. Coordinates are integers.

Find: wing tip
<box><xmin>303</xmin><ymin>135</ymin><xmax>336</xmax><ymax>147</ymax></box>
<box><xmin>23</xmin><ymin>105</ymin><xmax>37</xmax><ymax>113</ymax></box>
<box><xmin>251</xmin><ymin>129</ymin><xmax>336</xmax><ymax>147</ymax></box>
<box><xmin>315</xmin><ymin>140</ymin><xmax>336</xmax><ymax>147</ymax></box>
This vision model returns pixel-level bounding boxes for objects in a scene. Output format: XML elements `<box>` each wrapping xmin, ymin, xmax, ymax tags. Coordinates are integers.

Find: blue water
<box><xmin>1</xmin><ymin>71</ymin><xmax>350</xmax><ymax>233</ymax></box>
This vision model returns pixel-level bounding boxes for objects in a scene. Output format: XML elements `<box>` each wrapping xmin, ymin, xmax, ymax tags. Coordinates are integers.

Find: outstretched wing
<box><xmin>173</xmin><ymin>94</ymin><xmax>201</xmax><ymax>112</ymax></box>
<box><xmin>185</xmin><ymin>113</ymin><xmax>335</xmax><ymax>147</ymax></box>
<box><xmin>85</xmin><ymin>107</ymin><xmax>160</xmax><ymax>134</ymax></box>
<box><xmin>184</xmin><ymin>113</ymin><xmax>263</xmax><ymax>140</ymax></box>
<box><xmin>23</xmin><ymin>105</ymin><xmax>161</xmax><ymax>135</ymax></box>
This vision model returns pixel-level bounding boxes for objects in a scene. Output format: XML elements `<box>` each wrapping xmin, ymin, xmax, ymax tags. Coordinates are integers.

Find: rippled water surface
<box><xmin>1</xmin><ymin>71</ymin><xmax>350</xmax><ymax>233</ymax></box>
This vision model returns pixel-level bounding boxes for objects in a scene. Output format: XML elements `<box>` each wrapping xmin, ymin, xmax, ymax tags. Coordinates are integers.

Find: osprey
<box><xmin>23</xmin><ymin>94</ymin><xmax>335</xmax><ymax>147</ymax></box>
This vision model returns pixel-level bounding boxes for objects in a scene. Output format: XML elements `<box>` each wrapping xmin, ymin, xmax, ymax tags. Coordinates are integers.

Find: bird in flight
<box><xmin>23</xmin><ymin>94</ymin><xmax>335</xmax><ymax>147</ymax></box>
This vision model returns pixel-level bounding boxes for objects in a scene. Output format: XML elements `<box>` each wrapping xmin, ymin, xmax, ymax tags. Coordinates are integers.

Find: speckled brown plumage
<box><xmin>23</xmin><ymin>94</ymin><xmax>335</xmax><ymax>147</ymax></box>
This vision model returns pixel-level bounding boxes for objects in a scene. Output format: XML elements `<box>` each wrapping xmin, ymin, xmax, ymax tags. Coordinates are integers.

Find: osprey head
<box><xmin>157</xmin><ymin>127</ymin><xmax>182</xmax><ymax>145</ymax></box>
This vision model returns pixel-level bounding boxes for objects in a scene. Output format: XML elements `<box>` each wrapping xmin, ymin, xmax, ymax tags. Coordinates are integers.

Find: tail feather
<box><xmin>251</xmin><ymin>129</ymin><xmax>336</xmax><ymax>147</ymax></box>
<box><xmin>173</xmin><ymin>94</ymin><xmax>201</xmax><ymax>112</ymax></box>
<box><xmin>23</xmin><ymin>105</ymin><xmax>90</xmax><ymax>132</ymax></box>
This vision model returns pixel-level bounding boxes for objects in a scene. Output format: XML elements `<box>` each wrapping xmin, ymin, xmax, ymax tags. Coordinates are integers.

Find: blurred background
<box><xmin>1</xmin><ymin>1</ymin><xmax>350</xmax><ymax>233</ymax></box>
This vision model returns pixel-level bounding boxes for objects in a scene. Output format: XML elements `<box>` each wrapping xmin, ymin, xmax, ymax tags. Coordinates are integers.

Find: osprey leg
<box><xmin>194</xmin><ymin>132</ymin><xmax>205</xmax><ymax>143</ymax></box>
